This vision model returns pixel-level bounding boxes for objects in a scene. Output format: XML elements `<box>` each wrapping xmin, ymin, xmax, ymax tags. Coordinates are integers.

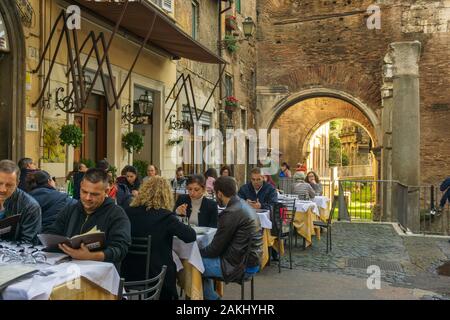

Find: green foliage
<box><xmin>342</xmin><ymin>153</ymin><xmax>349</xmax><ymax>166</ymax></box>
<box><xmin>122</xmin><ymin>131</ymin><xmax>144</xmax><ymax>154</ymax></box>
<box><xmin>133</xmin><ymin>160</ymin><xmax>149</xmax><ymax>179</ymax></box>
<box><xmin>329</xmin><ymin>134</ymin><xmax>342</xmax><ymax>167</ymax></box>
<box><xmin>59</xmin><ymin>124</ymin><xmax>83</xmax><ymax>148</ymax></box>
<box><xmin>108</xmin><ymin>165</ymin><xmax>118</xmax><ymax>180</ymax></box>
<box><xmin>80</xmin><ymin>158</ymin><xmax>95</xmax><ymax>169</ymax></box>
<box><xmin>224</xmin><ymin>34</ymin><xmax>239</xmax><ymax>54</ymax></box>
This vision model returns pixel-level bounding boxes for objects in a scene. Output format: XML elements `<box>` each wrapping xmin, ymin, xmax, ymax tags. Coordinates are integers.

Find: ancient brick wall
<box><xmin>257</xmin><ymin>0</ymin><xmax>450</xmax><ymax>185</ymax></box>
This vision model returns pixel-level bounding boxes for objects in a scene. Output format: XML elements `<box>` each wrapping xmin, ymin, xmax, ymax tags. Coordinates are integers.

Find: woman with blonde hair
<box><xmin>121</xmin><ymin>176</ymin><xmax>196</xmax><ymax>300</ymax></box>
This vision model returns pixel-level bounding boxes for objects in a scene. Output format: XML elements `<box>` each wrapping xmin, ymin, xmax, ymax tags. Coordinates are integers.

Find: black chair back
<box><xmin>118</xmin><ymin>265</ymin><xmax>167</xmax><ymax>300</ymax></box>
<box><xmin>327</xmin><ymin>197</ymin><xmax>338</xmax><ymax>226</ymax></box>
<box><xmin>271</xmin><ymin>199</ymin><xmax>296</xmax><ymax>237</ymax></box>
<box><xmin>128</xmin><ymin>236</ymin><xmax>152</xmax><ymax>279</ymax></box>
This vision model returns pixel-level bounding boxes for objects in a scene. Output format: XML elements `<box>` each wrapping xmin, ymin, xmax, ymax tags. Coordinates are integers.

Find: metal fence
<box><xmin>278</xmin><ymin>177</ymin><xmax>450</xmax><ymax>235</ymax></box>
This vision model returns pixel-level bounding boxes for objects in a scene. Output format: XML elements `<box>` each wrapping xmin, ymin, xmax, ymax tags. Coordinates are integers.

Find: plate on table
<box><xmin>192</xmin><ymin>226</ymin><xmax>210</xmax><ymax>235</ymax></box>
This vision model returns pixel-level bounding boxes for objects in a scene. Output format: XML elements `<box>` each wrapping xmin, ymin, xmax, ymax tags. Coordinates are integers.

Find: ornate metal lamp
<box><xmin>122</xmin><ymin>91</ymin><xmax>154</xmax><ymax>125</ymax></box>
<box><xmin>169</xmin><ymin>104</ymin><xmax>194</xmax><ymax>131</ymax></box>
<box><xmin>242</xmin><ymin>17</ymin><xmax>256</xmax><ymax>39</ymax></box>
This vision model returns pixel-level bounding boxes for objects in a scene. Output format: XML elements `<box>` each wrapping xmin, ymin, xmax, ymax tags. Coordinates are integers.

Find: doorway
<box><xmin>74</xmin><ymin>93</ymin><xmax>107</xmax><ymax>164</ymax></box>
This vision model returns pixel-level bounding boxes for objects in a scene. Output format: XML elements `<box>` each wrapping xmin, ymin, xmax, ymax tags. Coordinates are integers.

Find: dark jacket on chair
<box><xmin>200</xmin><ymin>196</ymin><xmax>263</xmax><ymax>283</ymax></box>
<box><xmin>29</xmin><ymin>186</ymin><xmax>77</xmax><ymax>229</ymax></box>
<box><xmin>3</xmin><ymin>188</ymin><xmax>42</xmax><ymax>244</ymax></box>
<box><xmin>44</xmin><ymin>197</ymin><xmax>131</xmax><ymax>269</ymax></box>
<box><xmin>238</xmin><ymin>181</ymin><xmax>278</xmax><ymax>211</ymax></box>
<box><xmin>121</xmin><ymin>206</ymin><xmax>196</xmax><ymax>300</ymax></box>
<box><xmin>174</xmin><ymin>194</ymin><xmax>218</xmax><ymax>228</ymax></box>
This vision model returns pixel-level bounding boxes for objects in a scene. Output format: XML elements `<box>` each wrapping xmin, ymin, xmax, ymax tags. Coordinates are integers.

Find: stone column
<box><xmin>389</xmin><ymin>41</ymin><xmax>421</xmax><ymax>232</ymax></box>
<box><xmin>380</xmin><ymin>53</ymin><xmax>394</xmax><ymax>222</ymax></box>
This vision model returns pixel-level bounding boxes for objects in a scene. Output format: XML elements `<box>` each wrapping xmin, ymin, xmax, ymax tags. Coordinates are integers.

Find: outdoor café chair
<box><xmin>312</xmin><ymin>198</ymin><xmax>337</xmax><ymax>254</ymax></box>
<box><xmin>118</xmin><ymin>265</ymin><xmax>167</xmax><ymax>300</ymax></box>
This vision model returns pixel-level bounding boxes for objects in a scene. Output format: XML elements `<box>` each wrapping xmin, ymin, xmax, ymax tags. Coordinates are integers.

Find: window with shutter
<box><xmin>162</xmin><ymin>0</ymin><xmax>173</xmax><ymax>12</ymax></box>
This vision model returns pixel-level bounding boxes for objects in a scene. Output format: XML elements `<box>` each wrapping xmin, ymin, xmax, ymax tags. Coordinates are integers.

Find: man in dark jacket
<box><xmin>439</xmin><ymin>177</ymin><xmax>450</xmax><ymax>211</ymax></box>
<box><xmin>0</xmin><ymin>160</ymin><xmax>42</xmax><ymax>244</ymax></box>
<box><xmin>238</xmin><ymin>167</ymin><xmax>278</xmax><ymax>211</ymax></box>
<box><xmin>44</xmin><ymin>168</ymin><xmax>131</xmax><ymax>269</ymax></box>
<box><xmin>17</xmin><ymin>158</ymin><xmax>38</xmax><ymax>191</ymax></box>
<box><xmin>200</xmin><ymin>176</ymin><xmax>263</xmax><ymax>300</ymax></box>
<box><xmin>27</xmin><ymin>170</ymin><xmax>77</xmax><ymax>229</ymax></box>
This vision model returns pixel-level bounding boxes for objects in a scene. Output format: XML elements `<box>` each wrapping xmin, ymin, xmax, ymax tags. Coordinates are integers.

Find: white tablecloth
<box><xmin>172</xmin><ymin>228</ymin><xmax>217</xmax><ymax>273</ymax></box>
<box><xmin>295</xmin><ymin>201</ymin><xmax>320</xmax><ymax>216</ymax></box>
<box><xmin>312</xmin><ymin>196</ymin><xmax>329</xmax><ymax>210</ymax></box>
<box><xmin>256</xmin><ymin>210</ymin><xmax>272</xmax><ymax>229</ymax></box>
<box><xmin>1</xmin><ymin>260</ymin><xmax>120</xmax><ymax>300</ymax></box>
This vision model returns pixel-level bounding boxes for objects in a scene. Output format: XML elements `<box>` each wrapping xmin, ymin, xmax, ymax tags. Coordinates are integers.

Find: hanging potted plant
<box><xmin>122</xmin><ymin>131</ymin><xmax>144</xmax><ymax>154</ymax></box>
<box><xmin>167</xmin><ymin>136</ymin><xmax>184</xmax><ymax>146</ymax></box>
<box><xmin>225</xmin><ymin>15</ymin><xmax>238</xmax><ymax>31</ymax></box>
<box><xmin>59</xmin><ymin>124</ymin><xmax>83</xmax><ymax>148</ymax></box>
<box><xmin>224</xmin><ymin>34</ymin><xmax>239</xmax><ymax>54</ymax></box>
<box><xmin>224</xmin><ymin>96</ymin><xmax>239</xmax><ymax>112</ymax></box>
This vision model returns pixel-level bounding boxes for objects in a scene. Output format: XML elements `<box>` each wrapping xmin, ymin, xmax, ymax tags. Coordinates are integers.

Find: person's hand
<box><xmin>132</xmin><ymin>190</ymin><xmax>139</xmax><ymax>197</ymax></box>
<box><xmin>176</xmin><ymin>204</ymin><xmax>188</xmax><ymax>216</ymax></box>
<box><xmin>59</xmin><ymin>243</ymin><xmax>93</xmax><ymax>260</ymax></box>
<box><xmin>254</xmin><ymin>199</ymin><xmax>262</xmax><ymax>209</ymax></box>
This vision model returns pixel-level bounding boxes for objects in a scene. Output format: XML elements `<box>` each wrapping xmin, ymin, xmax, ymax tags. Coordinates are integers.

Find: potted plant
<box><xmin>122</xmin><ymin>131</ymin><xmax>144</xmax><ymax>154</ymax></box>
<box><xmin>224</xmin><ymin>34</ymin><xmax>238</xmax><ymax>54</ymax></box>
<box><xmin>167</xmin><ymin>136</ymin><xmax>184</xmax><ymax>146</ymax></box>
<box><xmin>224</xmin><ymin>96</ymin><xmax>239</xmax><ymax>112</ymax></box>
<box><xmin>59</xmin><ymin>124</ymin><xmax>83</xmax><ymax>148</ymax></box>
<box><xmin>225</xmin><ymin>15</ymin><xmax>238</xmax><ymax>31</ymax></box>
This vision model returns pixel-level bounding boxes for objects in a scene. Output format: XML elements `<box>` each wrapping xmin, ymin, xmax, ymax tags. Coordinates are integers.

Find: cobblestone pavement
<box><xmin>271</xmin><ymin>222</ymin><xmax>450</xmax><ymax>299</ymax></box>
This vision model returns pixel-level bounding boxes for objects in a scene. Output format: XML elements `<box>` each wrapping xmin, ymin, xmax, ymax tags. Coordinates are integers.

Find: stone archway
<box><xmin>0</xmin><ymin>0</ymin><xmax>26</xmax><ymax>161</ymax></box>
<box><xmin>260</xmin><ymin>88</ymin><xmax>381</xmax><ymax>144</ymax></box>
<box><xmin>268</xmin><ymin>94</ymin><xmax>380</xmax><ymax>173</ymax></box>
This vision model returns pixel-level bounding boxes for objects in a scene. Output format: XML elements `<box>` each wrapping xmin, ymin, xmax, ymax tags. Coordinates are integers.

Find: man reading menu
<box><xmin>44</xmin><ymin>168</ymin><xmax>131</xmax><ymax>269</ymax></box>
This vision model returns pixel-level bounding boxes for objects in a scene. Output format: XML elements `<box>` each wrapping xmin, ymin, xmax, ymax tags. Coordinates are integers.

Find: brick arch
<box><xmin>271</xmin><ymin>96</ymin><xmax>378</xmax><ymax>168</ymax></box>
<box><xmin>284</xmin><ymin>63</ymin><xmax>381</xmax><ymax>109</ymax></box>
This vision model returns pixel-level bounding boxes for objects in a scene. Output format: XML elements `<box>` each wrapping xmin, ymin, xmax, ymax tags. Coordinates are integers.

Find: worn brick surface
<box><xmin>256</xmin><ymin>0</ymin><xmax>450</xmax><ymax>186</ymax></box>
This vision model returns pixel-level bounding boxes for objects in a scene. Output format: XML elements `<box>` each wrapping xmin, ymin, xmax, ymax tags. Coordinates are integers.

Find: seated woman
<box><xmin>204</xmin><ymin>168</ymin><xmax>218</xmax><ymax>195</ymax></box>
<box><xmin>292</xmin><ymin>172</ymin><xmax>316</xmax><ymax>201</ymax></box>
<box><xmin>220</xmin><ymin>165</ymin><xmax>232</xmax><ymax>177</ymax></box>
<box><xmin>26</xmin><ymin>170</ymin><xmax>77</xmax><ymax>229</ymax></box>
<box><xmin>306</xmin><ymin>171</ymin><xmax>323</xmax><ymax>196</ymax></box>
<box><xmin>116</xmin><ymin>165</ymin><xmax>141</xmax><ymax>208</ymax></box>
<box><xmin>174</xmin><ymin>175</ymin><xmax>218</xmax><ymax>228</ymax></box>
<box><xmin>121</xmin><ymin>176</ymin><xmax>196</xmax><ymax>300</ymax></box>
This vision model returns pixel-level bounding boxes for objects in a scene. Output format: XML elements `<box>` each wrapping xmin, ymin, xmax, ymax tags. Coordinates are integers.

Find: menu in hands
<box><xmin>38</xmin><ymin>227</ymin><xmax>105</xmax><ymax>251</ymax></box>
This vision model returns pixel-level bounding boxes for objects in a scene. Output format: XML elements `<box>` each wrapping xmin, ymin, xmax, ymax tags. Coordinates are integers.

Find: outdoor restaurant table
<box><xmin>2</xmin><ymin>260</ymin><xmax>120</xmax><ymax>300</ymax></box>
<box><xmin>312</xmin><ymin>196</ymin><xmax>330</xmax><ymax>222</ymax></box>
<box><xmin>292</xmin><ymin>201</ymin><xmax>322</xmax><ymax>248</ymax></box>
<box><xmin>173</xmin><ymin>227</ymin><xmax>217</xmax><ymax>300</ymax></box>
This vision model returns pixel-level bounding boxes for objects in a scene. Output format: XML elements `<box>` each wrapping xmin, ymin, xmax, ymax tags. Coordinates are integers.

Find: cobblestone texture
<box><xmin>275</xmin><ymin>222</ymin><xmax>450</xmax><ymax>298</ymax></box>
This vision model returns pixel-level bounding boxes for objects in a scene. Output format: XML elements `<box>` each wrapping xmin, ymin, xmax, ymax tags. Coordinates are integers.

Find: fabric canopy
<box><xmin>73</xmin><ymin>0</ymin><xmax>225</xmax><ymax>64</ymax></box>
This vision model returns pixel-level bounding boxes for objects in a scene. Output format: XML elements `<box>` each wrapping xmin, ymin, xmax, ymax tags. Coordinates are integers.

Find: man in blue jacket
<box><xmin>438</xmin><ymin>177</ymin><xmax>450</xmax><ymax>212</ymax></box>
<box><xmin>238</xmin><ymin>167</ymin><xmax>278</xmax><ymax>211</ymax></box>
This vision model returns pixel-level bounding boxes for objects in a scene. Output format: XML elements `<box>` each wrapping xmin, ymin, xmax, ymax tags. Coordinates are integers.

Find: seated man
<box><xmin>238</xmin><ymin>167</ymin><xmax>278</xmax><ymax>211</ymax></box>
<box><xmin>17</xmin><ymin>157</ymin><xmax>38</xmax><ymax>191</ymax></box>
<box><xmin>171</xmin><ymin>167</ymin><xmax>187</xmax><ymax>190</ymax></box>
<box><xmin>44</xmin><ymin>168</ymin><xmax>131</xmax><ymax>269</ymax></box>
<box><xmin>200</xmin><ymin>176</ymin><xmax>263</xmax><ymax>300</ymax></box>
<box><xmin>0</xmin><ymin>160</ymin><xmax>42</xmax><ymax>244</ymax></box>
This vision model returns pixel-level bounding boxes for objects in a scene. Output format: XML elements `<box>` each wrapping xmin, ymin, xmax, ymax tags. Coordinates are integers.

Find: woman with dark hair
<box><xmin>174</xmin><ymin>175</ymin><xmax>218</xmax><ymax>228</ymax></box>
<box><xmin>122</xmin><ymin>176</ymin><xmax>196</xmax><ymax>300</ymax></box>
<box><xmin>204</xmin><ymin>168</ymin><xmax>218</xmax><ymax>194</ymax></box>
<box><xmin>306</xmin><ymin>171</ymin><xmax>323</xmax><ymax>196</ymax></box>
<box><xmin>26</xmin><ymin>170</ymin><xmax>77</xmax><ymax>228</ymax></box>
<box><xmin>220</xmin><ymin>165</ymin><xmax>233</xmax><ymax>177</ymax></box>
<box><xmin>116</xmin><ymin>165</ymin><xmax>141</xmax><ymax>208</ymax></box>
